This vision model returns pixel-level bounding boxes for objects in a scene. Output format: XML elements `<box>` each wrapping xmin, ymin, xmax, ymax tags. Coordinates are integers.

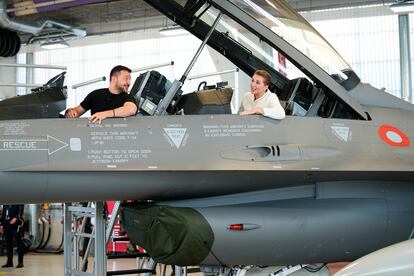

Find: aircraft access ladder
<box><xmin>63</xmin><ymin>201</ymin><xmax>154</xmax><ymax>276</ymax></box>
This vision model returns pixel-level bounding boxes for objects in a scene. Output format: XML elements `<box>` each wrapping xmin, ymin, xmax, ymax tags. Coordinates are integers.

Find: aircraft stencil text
<box><xmin>2</xmin><ymin>141</ymin><xmax>36</xmax><ymax>149</ymax></box>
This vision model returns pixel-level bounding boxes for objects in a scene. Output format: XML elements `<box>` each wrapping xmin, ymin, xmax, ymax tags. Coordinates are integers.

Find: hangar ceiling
<box><xmin>2</xmin><ymin>0</ymin><xmax>396</xmax><ymax>44</ymax></box>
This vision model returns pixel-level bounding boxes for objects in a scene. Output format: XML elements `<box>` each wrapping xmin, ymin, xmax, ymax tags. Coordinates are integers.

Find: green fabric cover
<box><xmin>122</xmin><ymin>204</ymin><xmax>214</xmax><ymax>265</ymax></box>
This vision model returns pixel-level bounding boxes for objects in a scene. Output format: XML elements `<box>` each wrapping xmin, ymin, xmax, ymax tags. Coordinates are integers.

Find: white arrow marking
<box><xmin>0</xmin><ymin>135</ymin><xmax>68</xmax><ymax>155</ymax></box>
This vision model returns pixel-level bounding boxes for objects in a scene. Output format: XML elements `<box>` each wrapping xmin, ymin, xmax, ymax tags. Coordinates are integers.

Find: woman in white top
<box><xmin>239</xmin><ymin>70</ymin><xmax>285</xmax><ymax>120</ymax></box>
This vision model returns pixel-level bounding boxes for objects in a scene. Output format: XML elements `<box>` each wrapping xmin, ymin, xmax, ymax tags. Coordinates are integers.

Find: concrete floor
<box><xmin>0</xmin><ymin>253</ymin><xmax>64</xmax><ymax>276</ymax></box>
<box><xmin>0</xmin><ymin>253</ymin><xmax>346</xmax><ymax>276</ymax></box>
<box><xmin>0</xmin><ymin>253</ymin><xmax>156</xmax><ymax>276</ymax></box>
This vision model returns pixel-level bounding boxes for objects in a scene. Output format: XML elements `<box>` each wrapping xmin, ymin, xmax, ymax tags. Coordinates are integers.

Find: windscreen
<box><xmin>204</xmin><ymin>0</ymin><xmax>353</xmax><ymax>81</ymax></box>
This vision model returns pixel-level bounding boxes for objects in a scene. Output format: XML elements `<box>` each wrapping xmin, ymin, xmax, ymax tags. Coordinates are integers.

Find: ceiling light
<box><xmin>40</xmin><ymin>39</ymin><xmax>69</xmax><ymax>50</ymax></box>
<box><xmin>159</xmin><ymin>25</ymin><xmax>188</xmax><ymax>36</ymax></box>
<box><xmin>390</xmin><ymin>1</ymin><xmax>414</xmax><ymax>13</ymax></box>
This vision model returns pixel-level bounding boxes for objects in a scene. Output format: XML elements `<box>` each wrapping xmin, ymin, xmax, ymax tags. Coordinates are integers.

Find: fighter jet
<box><xmin>0</xmin><ymin>0</ymin><xmax>413</xmax><ymax>273</ymax></box>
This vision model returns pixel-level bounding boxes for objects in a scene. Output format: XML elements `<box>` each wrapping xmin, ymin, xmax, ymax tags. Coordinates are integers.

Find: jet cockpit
<box><xmin>141</xmin><ymin>0</ymin><xmax>373</xmax><ymax>120</ymax></box>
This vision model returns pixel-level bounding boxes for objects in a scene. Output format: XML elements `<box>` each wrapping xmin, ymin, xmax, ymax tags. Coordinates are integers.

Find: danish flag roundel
<box><xmin>378</xmin><ymin>125</ymin><xmax>410</xmax><ymax>147</ymax></box>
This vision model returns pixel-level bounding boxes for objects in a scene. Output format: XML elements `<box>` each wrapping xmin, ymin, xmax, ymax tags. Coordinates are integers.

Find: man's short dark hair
<box><xmin>110</xmin><ymin>65</ymin><xmax>132</xmax><ymax>79</ymax></box>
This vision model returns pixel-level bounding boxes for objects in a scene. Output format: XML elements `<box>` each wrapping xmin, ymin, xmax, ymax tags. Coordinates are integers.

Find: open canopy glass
<box><xmin>222</xmin><ymin>0</ymin><xmax>352</xmax><ymax>80</ymax></box>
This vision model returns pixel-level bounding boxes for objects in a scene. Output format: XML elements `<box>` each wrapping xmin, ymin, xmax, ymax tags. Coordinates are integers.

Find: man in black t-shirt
<box><xmin>65</xmin><ymin>65</ymin><xmax>138</xmax><ymax>124</ymax></box>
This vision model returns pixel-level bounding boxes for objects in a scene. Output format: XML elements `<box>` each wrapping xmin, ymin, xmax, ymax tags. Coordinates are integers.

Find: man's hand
<box><xmin>65</xmin><ymin>108</ymin><xmax>78</xmax><ymax>118</ymax></box>
<box><xmin>65</xmin><ymin>105</ymin><xmax>86</xmax><ymax>118</ymax></box>
<box><xmin>10</xmin><ymin>218</ymin><xmax>17</xmax><ymax>225</ymax></box>
<box><xmin>89</xmin><ymin>110</ymin><xmax>112</xmax><ymax>124</ymax></box>
<box><xmin>0</xmin><ymin>226</ymin><xmax>3</xmax><ymax>234</ymax></box>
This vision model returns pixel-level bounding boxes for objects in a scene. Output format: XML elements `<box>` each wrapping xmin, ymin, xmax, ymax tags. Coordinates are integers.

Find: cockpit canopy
<box><xmin>144</xmin><ymin>0</ymin><xmax>368</xmax><ymax>120</ymax></box>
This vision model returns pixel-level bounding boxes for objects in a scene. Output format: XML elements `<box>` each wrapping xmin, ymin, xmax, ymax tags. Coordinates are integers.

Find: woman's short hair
<box><xmin>254</xmin><ymin>70</ymin><xmax>271</xmax><ymax>86</ymax></box>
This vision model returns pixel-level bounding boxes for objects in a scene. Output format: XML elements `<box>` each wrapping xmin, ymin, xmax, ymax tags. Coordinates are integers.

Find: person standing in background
<box><xmin>0</xmin><ymin>205</ymin><xmax>25</xmax><ymax>268</ymax></box>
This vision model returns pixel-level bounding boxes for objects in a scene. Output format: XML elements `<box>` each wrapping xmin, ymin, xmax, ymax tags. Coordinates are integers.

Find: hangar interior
<box><xmin>0</xmin><ymin>0</ymin><xmax>413</xmax><ymax>106</ymax></box>
<box><xmin>0</xmin><ymin>0</ymin><xmax>413</xmax><ymax>276</ymax></box>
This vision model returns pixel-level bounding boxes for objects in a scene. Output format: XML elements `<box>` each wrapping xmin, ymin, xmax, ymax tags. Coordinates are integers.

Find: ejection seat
<box><xmin>278</xmin><ymin>77</ymin><xmax>318</xmax><ymax>116</ymax></box>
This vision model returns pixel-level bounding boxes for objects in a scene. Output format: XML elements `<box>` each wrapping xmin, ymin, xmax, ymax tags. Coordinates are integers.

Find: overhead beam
<box><xmin>287</xmin><ymin>0</ymin><xmax>394</xmax><ymax>11</ymax></box>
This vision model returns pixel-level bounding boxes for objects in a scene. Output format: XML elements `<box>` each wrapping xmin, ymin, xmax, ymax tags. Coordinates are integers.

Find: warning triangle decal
<box><xmin>331</xmin><ymin>126</ymin><xmax>350</xmax><ymax>142</ymax></box>
<box><xmin>163</xmin><ymin>128</ymin><xmax>187</xmax><ymax>148</ymax></box>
